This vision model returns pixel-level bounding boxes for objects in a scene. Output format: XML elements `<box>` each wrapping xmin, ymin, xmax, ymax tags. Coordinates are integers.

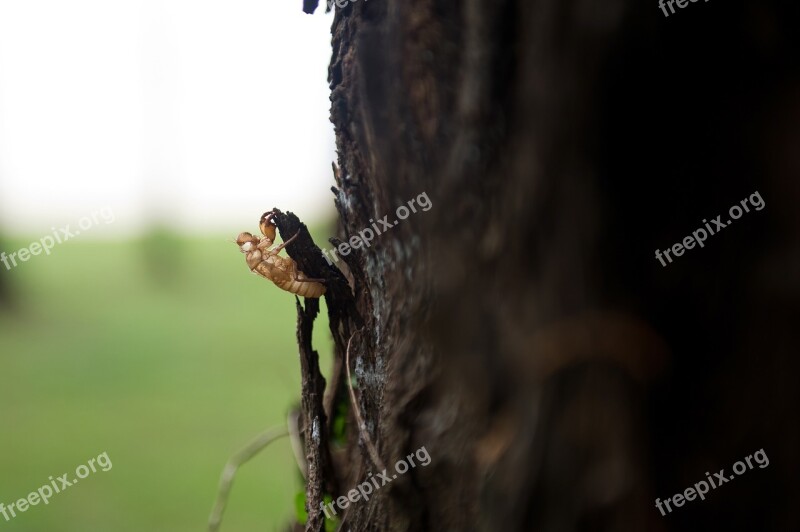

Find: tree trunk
<box><xmin>293</xmin><ymin>0</ymin><xmax>800</xmax><ymax>530</ymax></box>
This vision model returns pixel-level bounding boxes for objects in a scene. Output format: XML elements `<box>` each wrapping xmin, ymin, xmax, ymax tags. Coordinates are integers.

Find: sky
<box><xmin>0</xmin><ymin>0</ymin><xmax>336</xmax><ymax>236</ymax></box>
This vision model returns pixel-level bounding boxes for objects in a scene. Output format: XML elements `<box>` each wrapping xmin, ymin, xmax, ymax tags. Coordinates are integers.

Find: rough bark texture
<box><xmin>294</xmin><ymin>0</ymin><xmax>800</xmax><ymax>530</ymax></box>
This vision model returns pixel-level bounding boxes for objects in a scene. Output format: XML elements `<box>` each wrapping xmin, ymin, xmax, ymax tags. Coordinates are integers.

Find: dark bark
<box><xmin>271</xmin><ymin>208</ymin><xmax>366</xmax><ymax>528</ymax></box>
<box><xmin>294</xmin><ymin>295</ymin><xmax>332</xmax><ymax>532</ymax></box>
<box><xmin>293</xmin><ymin>0</ymin><xmax>800</xmax><ymax>530</ymax></box>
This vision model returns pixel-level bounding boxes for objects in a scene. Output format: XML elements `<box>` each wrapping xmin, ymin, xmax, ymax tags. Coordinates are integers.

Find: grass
<box><xmin>0</xmin><ymin>231</ymin><xmax>333</xmax><ymax>531</ymax></box>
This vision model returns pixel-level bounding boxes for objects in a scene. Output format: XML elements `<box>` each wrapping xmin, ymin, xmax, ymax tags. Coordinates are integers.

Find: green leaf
<box><xmin>295</xmin><ymin>490</ymin><xmax>308</xmax><ymax>525</ymax></box>
<box><xmin>321</xmin><ymin>494</ymin><xmax>339</xmax><ymax>532</ymax></box>
<box><xmin>330</xmin><ymin>399</ymin><xmax>350</xmax><ymax>446</ymax></box>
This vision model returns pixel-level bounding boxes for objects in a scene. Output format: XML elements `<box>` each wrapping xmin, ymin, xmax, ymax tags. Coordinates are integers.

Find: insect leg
<box><xmin>285</xmin><ymin>256</ymin><xmax>325</xmax><ymax>284</ymax></box>
<box><xmin>273</xmin><ymin>231</ymin><xmax>301</xmax><ymax>253</ymax></box>
<box><xmin>295</xmin><ymin>277</ymin><xmax>326</xmax><ymax>284</ymax></box>
<box><xmin>259</xmin><ymin>212</ymin><xmax>277</xmax><ymax>242</ymax></box>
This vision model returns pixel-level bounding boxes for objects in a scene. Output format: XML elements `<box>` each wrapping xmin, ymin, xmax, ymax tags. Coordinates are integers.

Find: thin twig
<box><xmin>288</xmin><ymin>409</ymin><xmax>308</xmax><ymax>480</ymax></box>
<box><xmin>208</xmin><ymin>425</ymin><xmax>289</xmax><ymax>532</ymax></box>
<box><xmin>323</xmin><ymin>353</ymin><xmax>344</xmax><ymax>424</ymax></box>
<box><xmin>345</xmin><ymin>329</ymin><xmax>386</xmax><ymax>472</ymax></box>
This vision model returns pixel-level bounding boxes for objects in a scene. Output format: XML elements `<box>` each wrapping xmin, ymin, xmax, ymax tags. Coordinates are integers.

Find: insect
<box><xmin>236</xmin><ymin>211</ymin><xmax>326</xmax><ymax>298</ymax></box>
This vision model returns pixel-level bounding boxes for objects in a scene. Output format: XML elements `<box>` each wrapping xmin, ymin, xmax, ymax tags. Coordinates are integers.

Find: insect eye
<box><xmin>236</xmin><ymin>231</ymin><xmax>254</xmax><ymax>244</ymax></box>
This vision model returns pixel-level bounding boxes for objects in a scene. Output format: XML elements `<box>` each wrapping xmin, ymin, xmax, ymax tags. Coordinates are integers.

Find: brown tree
<box><xmin>287</xmin><ymin>0</ymin><xmax>800</xmax><ymax>530</ymax></box>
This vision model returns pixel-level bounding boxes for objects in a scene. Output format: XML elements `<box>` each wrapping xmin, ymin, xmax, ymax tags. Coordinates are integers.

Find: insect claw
<box><xmin>261</xmin><ymin>211</ymin><xmax>277</xmax><ymax>226</ymax></box>
<box><xmin>259</xmin><ymin>211</ymin><xmax>277</xmax><ymax>242</ymax></box>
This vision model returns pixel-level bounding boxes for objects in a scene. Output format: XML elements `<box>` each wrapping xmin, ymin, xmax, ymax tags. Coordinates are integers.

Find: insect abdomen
<box><xmin>278</xmin><ymin>279</ymin><xmax>326</xmax><ymax>298</ymax></box>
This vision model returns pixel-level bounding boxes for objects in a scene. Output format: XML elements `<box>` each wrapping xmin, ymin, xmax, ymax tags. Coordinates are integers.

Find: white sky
<box><xmin>0</xmin><ymin>0</ymin><xmax>336</xmax><ymax>236</ymax></box>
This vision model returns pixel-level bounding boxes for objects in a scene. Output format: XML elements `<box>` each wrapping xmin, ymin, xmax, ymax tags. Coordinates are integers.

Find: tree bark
<box><xmin>293</xmin><ymin>0</ymin><xmax>800</xmax><ymax>530</ymax></box>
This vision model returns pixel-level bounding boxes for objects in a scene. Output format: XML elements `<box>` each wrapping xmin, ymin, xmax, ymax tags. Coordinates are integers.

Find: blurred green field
<box><xmin>0</xmin><ymin>231</ymin><xmax>333</xmax><ymax>531</ymax></box>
